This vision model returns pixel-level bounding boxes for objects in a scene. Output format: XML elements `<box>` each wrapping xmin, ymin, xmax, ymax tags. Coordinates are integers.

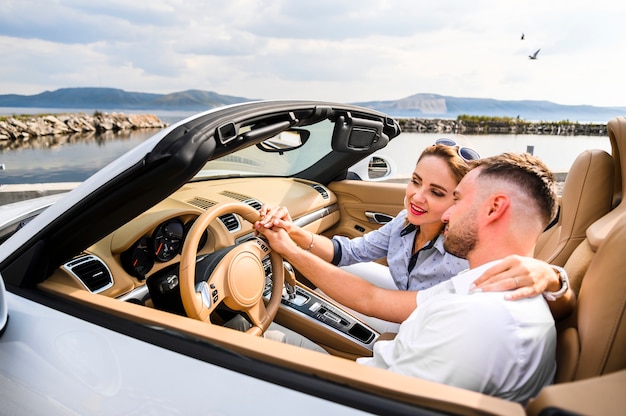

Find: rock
<box><xmin>0</xmin><ymin>112</ymin><xmax>169</xmax><ymax>142</ymax></box>
<box><xmin>397</xmin><ymin>118</ymin><xmax>607</xmax><ymax>136</ymax></box>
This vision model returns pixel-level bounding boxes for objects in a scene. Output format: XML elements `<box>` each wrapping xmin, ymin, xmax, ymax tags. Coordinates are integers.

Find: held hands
<box><xmin>256</xmin><ymin>204</ymin><xmax>335</xmax><ymax>263</ymax></box>
<box><xmin>254</xmin><ymin>221</ymin><xmax>299</xmax><ymax>256</ymax></box>
<box><xmin>256</xmin><ymin>204</ymin><xmax>294</xmax><ymax>233</ymax></box>
<box><xmin>470</xmin><ymin>255</ymin><xmax>559</xmax><ymax>300</ymax></box>
<box><xmin>254</xmin><ymin>204</ymin><xmax>299</xmax><ymax>256</ymax></box>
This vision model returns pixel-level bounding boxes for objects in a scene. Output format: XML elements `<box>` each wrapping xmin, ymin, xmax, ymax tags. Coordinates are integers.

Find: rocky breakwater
<box><xmin>397</xmin><ymin>118</ymin><xmax>608</xmax><ymax>136</ymax></box>
<box><xmin>0</xmin><ymin>112</ymin><xmax>168</xmax><ymax>144</ymax></box>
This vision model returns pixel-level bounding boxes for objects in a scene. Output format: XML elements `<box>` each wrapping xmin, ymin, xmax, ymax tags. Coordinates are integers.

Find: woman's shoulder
<box><xmin>392</xmin><ymin>209</ymin><xmax>408</xmax><ymax>221</ymax></box>
<box><xmin>391</xmin><ymin>209</ymin><xmax>410</xmax><ymax>227</ymax></box>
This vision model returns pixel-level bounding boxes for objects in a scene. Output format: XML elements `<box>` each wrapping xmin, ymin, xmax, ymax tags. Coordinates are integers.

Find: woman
<box><xmin>257</xmin><ymin>141</ymin><xmax>573</xmax><ymax>332</ymax></box>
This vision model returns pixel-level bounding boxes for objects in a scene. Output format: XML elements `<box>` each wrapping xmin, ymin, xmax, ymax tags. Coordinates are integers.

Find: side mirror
<box><xmin>0</xmin><ymin>276</ymin><xmax>8</xmax><ymax>337</ymax></box>
<box><xmin>349</xmin><ymin>155</ymin><xmax>397</xmax><ymax>181</ymax></box>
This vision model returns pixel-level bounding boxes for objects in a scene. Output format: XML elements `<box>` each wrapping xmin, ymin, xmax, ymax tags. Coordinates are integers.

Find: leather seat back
<box><xmin>554</xmin><ymin>117</ymin><xmax>626</xmax><ymax>383</ymax></box>
<box><xmin>555</xmin><ymin>216</ymin><xmax>626</xmax><ymax>383</ymax></box>
<box><xmin>534</xmin><ymin>149</ymin><xmax>614</xmax><ymax>267</ymax></box>
<box><xmin>526</xmin><ymin>117</ymin><xmax>626</xmax><ymax>414</ymax></box>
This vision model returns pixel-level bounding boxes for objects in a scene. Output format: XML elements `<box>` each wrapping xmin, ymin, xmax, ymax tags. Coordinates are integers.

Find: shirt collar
<box><xmin>432</xmin><ymin>233</ymin><xmax>446</xmax><ymax>254</ymax></box>
<box><xmin>400</xmin><ymin>223</ymin><xmax>446</xmax><ymax>254</ymax></box>
<box><xmin>400</xmin><ymin>223</ymin><xmax>416</xmax><ymax>237</ymax></box>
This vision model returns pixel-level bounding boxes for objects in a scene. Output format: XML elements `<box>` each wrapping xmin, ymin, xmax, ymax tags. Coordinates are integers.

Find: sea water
<box><xmin>0</xmin><ymin>107</ymin><xmax>612</xmax><ymax>184</ymax></box>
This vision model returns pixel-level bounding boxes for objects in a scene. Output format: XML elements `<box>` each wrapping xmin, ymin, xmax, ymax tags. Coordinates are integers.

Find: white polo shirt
<box><xmin>357</xmin><ymin>260</ymin><xmax>557</xmax><ymax>404</ymax></box>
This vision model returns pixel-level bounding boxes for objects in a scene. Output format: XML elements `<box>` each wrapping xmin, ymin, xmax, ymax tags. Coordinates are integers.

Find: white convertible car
<box><xmin>1</xmin><ymin>101</ymin><xmax>625</xmax><ymax>415</ymax></box>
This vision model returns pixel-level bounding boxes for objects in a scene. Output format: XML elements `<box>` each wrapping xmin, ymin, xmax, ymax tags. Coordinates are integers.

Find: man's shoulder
<box><xmin>449</xmin><ymin>260</ymin><xmax>502</xmax><ymax>295</ymax></box>
<box><xmin>417</xmin><ymin>292</ymin><xmax>552</xmax><ymax>340</ymax></box>
<box><xmin>420</xmin><ymin>290</ymin><xmax>508</xmax><ymax>313</ymax></box>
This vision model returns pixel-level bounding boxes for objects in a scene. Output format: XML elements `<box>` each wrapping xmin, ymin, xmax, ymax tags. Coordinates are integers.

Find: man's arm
<box><xmin>359</xmin><ymin>293</ymin><xmax>555</xmax><ymax>404</ymax></box>
<box><xmin>257</xmin><ymin>224</ymin><xmax>417</xmax><ymax>323</ymax></box>
<box><xmin>472</xmin><ymin>255</ymin><xmax>576</xmax><ymax>319</ymax></box>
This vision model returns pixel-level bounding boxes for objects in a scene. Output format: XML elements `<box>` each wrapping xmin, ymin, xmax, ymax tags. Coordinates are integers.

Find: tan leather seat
<box><xmin>554</xmin><ymin>216</ymin><xmax>626</xmax><ymax>384</ymax></box>
<box><xmin>526</xmin><ymin>216</ymin><xmax>626</xmax><ymax>415</ymax></box>
<box><xmin>534</xmin><ymin>149</ymin><xmax>614</xmax><ymax>267</ymax></box>
<box><xmin>526</xmin><ymin>116</ymin><xmax>626</xmax><ymax>415</ymax></box>
<box><xmin>553</xmin><ymin>118</ymin><xmax>626</xmax><ymax>380</ymax></box>
<box><xmin>585</xmin><ymin>116</ymin><xmax>626</xmax><ymax>242</ymax></box>
<box><xmin>557</xmin><ymin>117</ymin><xmax>626</xmax><ymax>296</ymax></box>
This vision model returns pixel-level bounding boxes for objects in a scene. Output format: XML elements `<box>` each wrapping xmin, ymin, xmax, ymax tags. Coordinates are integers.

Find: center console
<box><xmin>263</xmin><ymin>258</ymin><xmax>379</xmax><ymax>354</ymax></box>
<box><xmin>282</xmin><ymin>285</ymin><xmax>378</xmax><ymax>348</ymax></box>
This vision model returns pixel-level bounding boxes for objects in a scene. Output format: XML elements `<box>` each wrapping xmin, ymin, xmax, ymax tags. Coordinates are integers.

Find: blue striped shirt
<box><xmin>331</xmin><ymin>209</ymin><xmax>469</xmax><ymax>291</ymax></box>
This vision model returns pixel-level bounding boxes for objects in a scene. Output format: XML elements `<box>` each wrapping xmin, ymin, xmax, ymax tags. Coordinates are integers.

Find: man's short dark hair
<box><xmin>471</xmin><ymin>152</ymin><xmax>558</xmax><ymax>227</ymax></box>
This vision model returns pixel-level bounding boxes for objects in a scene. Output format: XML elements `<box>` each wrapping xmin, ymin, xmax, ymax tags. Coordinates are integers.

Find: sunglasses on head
<box><xmin>435</xmin><ymin>138</ymin><xmax>481</xmax><ymax>162</ymax></box>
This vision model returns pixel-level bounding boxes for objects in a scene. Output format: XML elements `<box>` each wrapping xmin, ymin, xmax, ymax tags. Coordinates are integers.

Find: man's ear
<box><xmin>485</xmin><ymin>194</ymin><xmax>509</xmax><ymax>223</ymax></box>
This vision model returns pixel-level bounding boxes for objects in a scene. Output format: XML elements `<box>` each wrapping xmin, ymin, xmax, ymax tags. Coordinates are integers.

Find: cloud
<box><xmin>0</xmin><ymin>0</ymin><xmax>625</xmax><ymax>107</ymax></box>
<box><xmin>1</xmin><ymin>2</ymin><xmax>151</xmax><ymax>44</ymax></box>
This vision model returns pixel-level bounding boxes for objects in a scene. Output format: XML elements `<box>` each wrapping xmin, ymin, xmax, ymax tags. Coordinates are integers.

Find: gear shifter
<box><xmin>283</xmin><ymin>261</ymin><xmax>297</xmax><ymax>300</ymax></box>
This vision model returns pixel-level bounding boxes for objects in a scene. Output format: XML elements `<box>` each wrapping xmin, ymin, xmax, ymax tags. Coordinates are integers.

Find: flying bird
<box><xmin>521</xmin><ymin>33</ymin><xmax>525</xmax><ymax>40</ymax></box>
<box><xmin>529</xmin><ymin>48</ymin><xmax>541</xmax><ymax>59</ymax></box>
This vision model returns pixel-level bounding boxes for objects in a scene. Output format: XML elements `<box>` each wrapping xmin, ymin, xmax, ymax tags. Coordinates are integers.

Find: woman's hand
<box><xmin>471</xmin><ymin>255</ymin><xmax>560</xmax><ymax>300</ymax></box>
<box><xmin>254</xmin><ymin>204</ymin><xmax>335</xmax><ymax>263</ymax></box>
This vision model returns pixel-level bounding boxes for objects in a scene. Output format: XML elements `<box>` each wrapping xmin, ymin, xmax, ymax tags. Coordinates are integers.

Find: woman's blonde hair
<box><xmin>417</xmin><ymin>144</ymin><xmax>473</xmax><ymax>183</ymax></box>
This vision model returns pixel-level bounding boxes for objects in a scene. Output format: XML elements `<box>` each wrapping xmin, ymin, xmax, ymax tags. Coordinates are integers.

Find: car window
<box><xmin>194</xmin><ymin>120</ymin><xmax>334</xmax><ymax>179</ymax></box>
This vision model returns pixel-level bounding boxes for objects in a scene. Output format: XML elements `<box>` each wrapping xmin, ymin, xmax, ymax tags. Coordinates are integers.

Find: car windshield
<box><xmin>193</xmin><ymin>119</ymin><xmax>334</xmax><ymax>180</ymax></box>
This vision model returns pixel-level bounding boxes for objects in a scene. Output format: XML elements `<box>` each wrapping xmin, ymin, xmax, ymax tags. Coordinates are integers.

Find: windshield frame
<box><xmin>192</xmin><ymin>119</ymin><xmax>336</xmax><ymax>181</ymax></box>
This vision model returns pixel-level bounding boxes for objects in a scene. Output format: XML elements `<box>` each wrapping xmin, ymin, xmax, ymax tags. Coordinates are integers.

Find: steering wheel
<box><xmin>179</xmin><ymin>202</ymin><xmax>284</xmax><ymax>336</ymax></box>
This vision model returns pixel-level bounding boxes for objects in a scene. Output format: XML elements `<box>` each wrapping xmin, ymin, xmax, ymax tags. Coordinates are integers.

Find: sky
<box><xmin>1</xmin><ymin>0</ymin><xmax>624</xmax><ymax>108</ymax></box>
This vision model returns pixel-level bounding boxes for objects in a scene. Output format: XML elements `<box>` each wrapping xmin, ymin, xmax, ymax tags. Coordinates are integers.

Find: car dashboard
<box><xmin>41</xmin><ymin>176</ymin><xmax>380</xmax><ymax>358</ymax></box>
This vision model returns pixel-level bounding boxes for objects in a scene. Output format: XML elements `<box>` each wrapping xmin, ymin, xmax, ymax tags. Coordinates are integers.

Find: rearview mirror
<box><xmin>257</xmin><ymin>129</ymin><xmax>310</xmax><ymax>152</ymax></box>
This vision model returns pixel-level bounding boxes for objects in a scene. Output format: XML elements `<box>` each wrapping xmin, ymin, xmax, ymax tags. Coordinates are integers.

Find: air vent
<box><xmin>64</xmin><ymin>255</ymin><xmax>113</xmax><ymax>293</ymax></box>
<box><xmin>220</xmin><ymin>190</ymin><xmax>251</xmax><ymax>201</ymax></box>
<box><xmin>244</xmin><ymin>199</ymin><xmax>262</xmax><ymax>210</ymax></box>
<box><xmin>311</xmin><ymin>184</ymin><xmax>330</xmax><ymax>199</ymax></box>
<box><xmin>219</xmin><ymin>214</ymin><xmax>241</xmax><ymax>232</ymax></box>
<box><xmin>187</xmin><ymin>197</ymin><xmax>217</xmax><ymax>210</ymax></box>
<box><xmin>219</xmin><ymin>190</ymin><xmax>262</xmax><ymax>210</ymax></box>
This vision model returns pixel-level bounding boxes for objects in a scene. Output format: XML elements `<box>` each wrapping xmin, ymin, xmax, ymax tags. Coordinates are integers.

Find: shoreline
<box><xmin>397</xmin><ymin>117</ymin><xmax>608</xmax><ymax>136</ymax></box>
<box><xmin>0</xmin><ymin>112</ymin><xmax>168</xmax><ymax>143</ymax></box>
<box><xmin>0</xmin><ymin>112</ymin><xmax>589</xmax><ymax>205</ymax></box>
<box><xmin>0</xmin><ymin>112</ymin><xmax>610</xmax><ymax>142</ymax></box>
<box><xmin>0</xmin><ymin>182</ymin><xmax>81</xmax><ymax>205</ymax></box>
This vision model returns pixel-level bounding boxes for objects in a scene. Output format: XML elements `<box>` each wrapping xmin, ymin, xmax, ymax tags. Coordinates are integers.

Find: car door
<box><xmin>320</xmin><ymin>154</ymin><xmax>405</xmax><ymax>243</ymax></box>
<box><xmin>325</xmin><ymin>179</ymin><xmax>405</xmax><ymax>241</ymax></box>
<box><xmin>0</xmin><ymin>101</ymin><xmax>420</xmax><ymax>415</ymax></box>
<box><xmin>0</xmin><ymin>275</ymin><xmax>375</xmax><ymax>415</ymax></box>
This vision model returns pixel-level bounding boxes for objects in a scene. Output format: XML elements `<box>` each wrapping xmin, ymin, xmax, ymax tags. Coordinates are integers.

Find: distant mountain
<box><xmin>0</xmin><ymin>87</ymin><xmax>253</xmax><ymax>111</ymax></box>
<box><xmin>147</xmin><ymin>89</ymin><xmax>251</xmax><ymax>109</ymax></box>
<box><xmin>355</xmin><ymin>93</ymin><xmax>626</xmax><ymax>123</ymax></box>
<box><xmin>0</xmin><ymin>88</ymin><xmax>624</xmax><ymax>122</ymax></box>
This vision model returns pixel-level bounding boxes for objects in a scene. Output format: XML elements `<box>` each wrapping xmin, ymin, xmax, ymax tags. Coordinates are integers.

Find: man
<box><xmin>258</xmin><ymin>153</ymin><xmax>559</xmax><ymax>404</ymax></box>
